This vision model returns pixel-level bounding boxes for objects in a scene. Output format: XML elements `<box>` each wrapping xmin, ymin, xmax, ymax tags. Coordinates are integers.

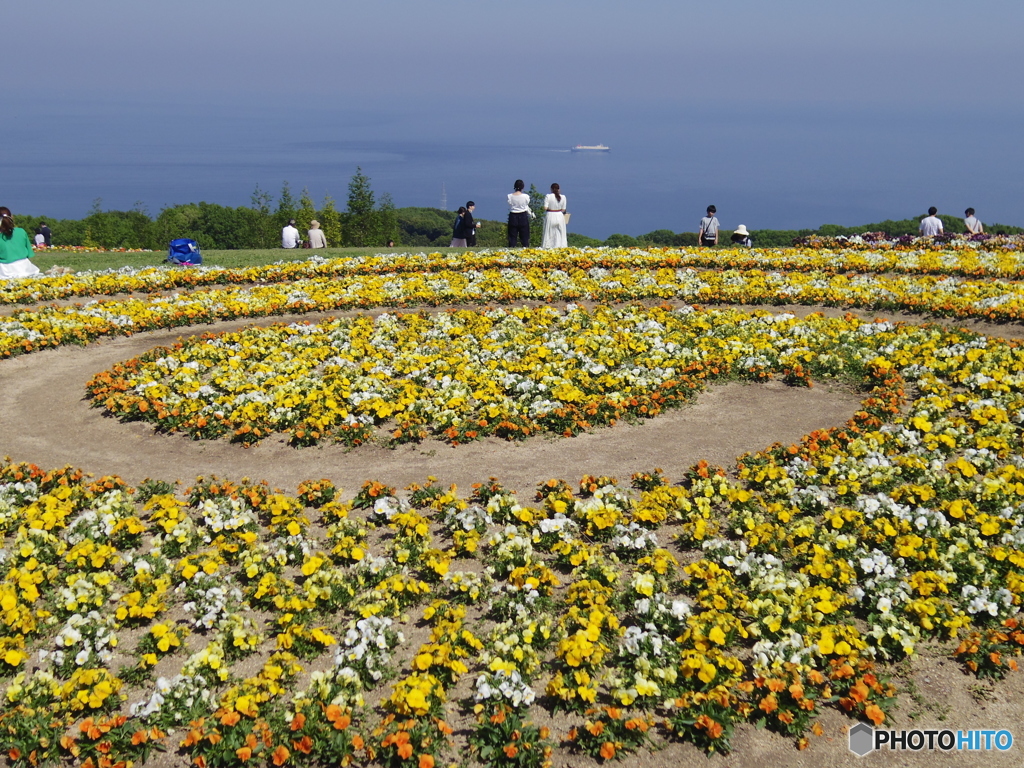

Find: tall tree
<box><xmin>528</xmin><ymin>184</ymin><xmax>545</xmax><ymax>244</ymax></box>
<box><xmin>276</xmin><ymin>181</ymin><xmax>297</xmax><ymax>224</ymax></box>
<box><xmin>248</xmin><ymin>184</ymin><xmax>276</xmax><ymax>248</ymax></box>
<box><xmin>296</xmin><ymin>188</ymin><xmax>317</xmax><ymax>237</ymax></box>
<box><xmin>344</xmin><ymin>167</ymin><xmax>379</xmax><ymax>246</ymax></box>
<box><xmin>317</xmin><ymin>193</ymin><xmax>343</xmax><ymax>248</ymax></box>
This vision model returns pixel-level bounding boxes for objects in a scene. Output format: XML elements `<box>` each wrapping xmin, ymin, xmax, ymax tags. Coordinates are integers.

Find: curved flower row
<box><xmin>85</xmin><ymin>307</ymin><xmax>901</xmax><ymax>447</ymax></box>
<box><xmin>7</xmin><ymin>244</ymin><xmax>1024</xmax><ymax>305</ymax></box>
<box><xmin>9</xmin><ymin>257</ymin><xmax>1024</xmax><ymax>363</ymax></box>
<box><xmin>3</xmin><ymin>304</ymin><xmax>1024</xmax><ymax>765</ymax></box>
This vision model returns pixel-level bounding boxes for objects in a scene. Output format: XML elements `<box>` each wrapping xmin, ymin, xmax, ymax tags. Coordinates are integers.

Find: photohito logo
<box><xmin>849</xmin><ymin>723</ymin><xmax>1013</xmax><ymax>756</ymax></box>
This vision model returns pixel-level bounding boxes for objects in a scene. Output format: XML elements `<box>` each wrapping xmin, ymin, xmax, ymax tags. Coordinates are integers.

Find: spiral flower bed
<box><xmin>2</xmin><ymin>247</ymin><xmax>1024</xmax><ymax>767</ymax></box>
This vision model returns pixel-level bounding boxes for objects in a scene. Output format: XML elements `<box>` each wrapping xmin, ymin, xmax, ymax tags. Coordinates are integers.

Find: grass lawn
<box><xmin>30</xmin><ymin>246</ymin><xmax>448</xmax><ymax>273</ymax></box>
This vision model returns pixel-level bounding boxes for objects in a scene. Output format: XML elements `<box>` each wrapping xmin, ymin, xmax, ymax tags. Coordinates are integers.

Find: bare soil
<box><xmin>2</xmin><ymin>305</ymin><xmax>1022</xmax><ymax>767</ymax></box>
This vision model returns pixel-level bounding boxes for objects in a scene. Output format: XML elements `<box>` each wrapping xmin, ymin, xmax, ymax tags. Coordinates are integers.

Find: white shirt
<box><xmin>964</xmin><ymin>216</ymin><xmax>983</xmax><ymax>234</ymax></box>
<box><xmin>544</xmin><ymin>193</ymin><xmax>566</xmax><ymax>213</ymax></box>
<box><xmin>282</xmin><ymin>225</ymin><xmax>300</xmax><ymax>248</ymax></box>
<box><xmin>919</xmin><ymin>216</ymin><xmax>943</xmax><ymax>237</ymax></box>
<box><xmin>508</xmin><ymin>192</ymin><xmax>531</xmax><ymax>214</ymax></box>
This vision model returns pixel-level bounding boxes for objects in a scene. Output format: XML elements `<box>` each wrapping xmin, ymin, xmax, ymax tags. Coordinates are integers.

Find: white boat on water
<box><xmin>571</xmin><ymin>144</ymin><xmax>610</xmax><ymax>152</ymax></box>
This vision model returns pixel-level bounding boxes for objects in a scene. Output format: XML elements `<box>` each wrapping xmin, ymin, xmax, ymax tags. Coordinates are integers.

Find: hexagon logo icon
<box><xmin>849</xmin><ymin>722</ymin><xmax>875</xmax><ymax>757</ymax></box>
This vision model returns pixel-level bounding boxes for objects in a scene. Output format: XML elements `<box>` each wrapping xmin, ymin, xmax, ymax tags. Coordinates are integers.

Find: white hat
<box><xmin>733</xmin><ymin>225</ymin><xmax>750</xmax><ymax>236</ymax></box>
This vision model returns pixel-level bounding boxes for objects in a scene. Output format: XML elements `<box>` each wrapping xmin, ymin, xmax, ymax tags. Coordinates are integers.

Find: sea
<box><xmin>5</xmin><ymin>99</ymin><xmax>1023</xmax><ymax>240</ymax></box>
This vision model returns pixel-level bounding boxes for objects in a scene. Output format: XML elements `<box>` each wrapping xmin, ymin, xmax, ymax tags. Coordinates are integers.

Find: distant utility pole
<box><xmin>440</xmin><ymin>183</ymin><xmax>447</xmax><ymax>211</ymax></box>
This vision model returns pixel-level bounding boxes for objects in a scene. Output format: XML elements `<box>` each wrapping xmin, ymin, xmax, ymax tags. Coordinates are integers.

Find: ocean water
<box><xmin>5</xmin><ymin>100</ymin><xmax>1024</xmax><ymax>240</ymax></box>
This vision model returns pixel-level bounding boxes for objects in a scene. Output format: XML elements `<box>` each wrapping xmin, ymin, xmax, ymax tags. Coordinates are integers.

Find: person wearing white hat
<box><xmin>730</xmin><ymin>225</ymin><xmax>752</xmax><ymax>247</ymax></box>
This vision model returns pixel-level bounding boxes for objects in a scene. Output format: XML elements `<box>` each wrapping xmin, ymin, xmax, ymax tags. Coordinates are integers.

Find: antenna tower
<box><xmin>440</xmin><ymin>183</ymin><xmax>447</xmax><ymax>211</ymax></box>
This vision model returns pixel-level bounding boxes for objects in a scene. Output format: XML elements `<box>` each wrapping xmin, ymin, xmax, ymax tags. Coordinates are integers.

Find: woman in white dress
<box><xmin>541</xmin><ymin>183</ymin><xmax>567</xmax><ymax>249</ymax></box>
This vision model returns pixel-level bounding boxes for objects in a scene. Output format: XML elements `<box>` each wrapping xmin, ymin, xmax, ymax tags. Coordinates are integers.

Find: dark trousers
<box><xmin>508</xmin><ymin>212</ymin><xmax>530</xmax><ymax>247</ymax></box>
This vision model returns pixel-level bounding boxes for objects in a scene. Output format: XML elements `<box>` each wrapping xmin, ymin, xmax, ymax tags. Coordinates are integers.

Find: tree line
<box><xmin>15</xmin><ymin>169</ymin><xmax>399</xmax><ymax>251</ymax></box>
<box><xmin>17</xmin><ymin>171</ymin><xmax>1023</xmax><ymax>251</ymax></box>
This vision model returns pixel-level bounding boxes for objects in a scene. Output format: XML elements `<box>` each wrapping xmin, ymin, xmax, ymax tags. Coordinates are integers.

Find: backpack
<box><xmin>167</xmin><ymin>238</ymin><xmax>203</xmax><ymax>265</ymax></box>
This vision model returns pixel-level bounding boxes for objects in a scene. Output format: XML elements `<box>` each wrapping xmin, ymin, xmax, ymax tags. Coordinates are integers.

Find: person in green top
<box><xmin>0</xmin><ymin>207</ymin><xmax>41</xmax><ymax>279</ymax></box>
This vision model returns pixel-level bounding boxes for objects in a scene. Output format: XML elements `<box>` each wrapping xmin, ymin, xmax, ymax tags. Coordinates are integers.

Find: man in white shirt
<box><xmin>281</xmin><ymin>219</ymin><xmax>301</xmax><ymax>248</ymax></box>
<box><xmin>964</xmin><ymin>208</ymin><xmax>984</xmax><ymax>235</ymax></box>
<box><xmin>919</xmin><ymin>207</ymin><xmax>943</xmax><ymax>237</ymax></box>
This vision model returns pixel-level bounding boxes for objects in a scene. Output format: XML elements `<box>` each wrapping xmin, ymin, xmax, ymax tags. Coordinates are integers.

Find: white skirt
<box><xmin>542</xmin><ymin>212</ymin><xmax>567</xmax><ymax>249</ymax></box>
<box><xmin>0</xmin><ymin>259</ymin><xmax>41</xmax><ymax>279</ymax></box>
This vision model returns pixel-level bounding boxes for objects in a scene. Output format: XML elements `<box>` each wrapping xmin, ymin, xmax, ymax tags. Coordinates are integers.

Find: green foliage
<box><xmin>296</xmin><ymin>188</ymin><xmax>317</xmax><ymax>235</ymax></box>
<box><xmin>605</xmin><ymin>233</ymin><xmax>639</xmax><ymax>247</ymax></box>
<box><xmin>21</xmin><ymin>192</ymin><xmax>1024</xmax><ymax>254</ymax></box>
<box><xmin>342</xmin><ymin>168</ymin><xmax>398</xmax><ymax>246</ymax></box>
<box><xmin>528</xmin><ymin>184</ymin><xmax>545</xmax><ymax>244</ymax></box>
<box><xmin>276</xmin><ymin>181</ymin><xmax>297</xmax><ymax>223</ymax></box>
<box><xmin>318</xmin><ymin>194</ymin><xmax>343</xmax><ymax>247</ymax></box>
<box><xmin>567</xmin><ymin>232</ymin><xmax>603</xmax><ymax>247</ymax></box>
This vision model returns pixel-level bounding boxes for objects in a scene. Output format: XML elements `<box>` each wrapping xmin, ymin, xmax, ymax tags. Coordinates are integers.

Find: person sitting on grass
<box><xmin>0</xmin><ymin>207</ymin><xmax>42</xmax><ymax>280</ymax></box>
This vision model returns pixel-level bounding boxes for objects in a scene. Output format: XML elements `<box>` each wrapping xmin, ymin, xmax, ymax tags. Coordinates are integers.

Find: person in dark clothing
<box><xmin>39</xmin><ymin>222</ymin><xmax>52</xmax><ymax>247</ymax></box>
<box><xmin>464</xmin><ymin>201</ymin><xmax>480</xmax><ymax>246</ymax></box>
<box><xmin>450</xmin><ymin>207</ymin><xmax>469</xmax><ymax>247</ymax></box>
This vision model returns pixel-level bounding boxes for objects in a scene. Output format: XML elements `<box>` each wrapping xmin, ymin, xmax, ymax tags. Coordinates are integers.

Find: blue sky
<box><xmin>4</xmin><ymin>0</ymin><xmax>1024</xmax><ymax>233</ymax></box>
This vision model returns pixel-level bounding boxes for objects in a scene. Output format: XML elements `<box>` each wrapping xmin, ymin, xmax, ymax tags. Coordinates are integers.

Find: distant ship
<box><xmin>570</xmin><ymin>144</ymin><xmax>610</xmax><ymax>152</ymax></box>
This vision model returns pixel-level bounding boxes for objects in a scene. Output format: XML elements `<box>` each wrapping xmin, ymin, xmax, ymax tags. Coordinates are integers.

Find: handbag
<box><xmin>563</xmin><ymin>213</ymin><xmax>571</xmax><ymax>227</ymax></box>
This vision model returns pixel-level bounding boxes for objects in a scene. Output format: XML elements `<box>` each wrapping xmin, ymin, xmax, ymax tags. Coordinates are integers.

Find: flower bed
<box><xmin>6</xmin><ymin>244</ymin><xmax>1024</xmax><ymax>306</ymax></box>
<box><xmin>83</xmin><ymin>307</ymin><xmax>918</xmax><ymax>448</ymax></box>
<box><xmin>2</xmin><ymin>249</ymin><xmax>1024</xmax><ymax>766</ymax></box>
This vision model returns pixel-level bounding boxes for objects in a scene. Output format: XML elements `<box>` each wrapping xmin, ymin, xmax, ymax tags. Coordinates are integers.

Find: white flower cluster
<box><xmin>43</xmin><ymin>610</ymin><xmax>118</xmax><ymax>670</ymax></box>
<box><xmin>179</xmin><ymin>572</ymin><xmax>243</xmax><ymax>630</ymax></box>
<box><xmin>334</xmin><ymin>615</ymin><xmax>404</xmax><ymax>689</ymax></box>
<box><xmin>632</xmin><ymin>593</ymin><xmax>691</xmax><ymax>635</ymax></box>
<box><xmin>64</xmin><ymin>489</ymin><xmax>137</xmax><ymax>544</ymax></box>
<box><xmin>130</xmin><ymin>671</ymin><xmax>216</xmax><ymax>724</ymax></box>
<box><xmin>368</xmin><ymin>495</ymin><xmax>411</xmax><ymax>524</ymax></box>
<box><xmin>608</xmin><ymin>522</ymin><xmax>659</xmax><ymax>556</ymax></box>
<box><xmin>961</xmin><ymin>585</ymin><xmax>1014</xmax><ymax>617</ymax></box>
<box><xmin>195</xmin><ymin>496</ymin><xmax>256</xmax><ymax>541</ymax></box>
<box><xmin>474</xmin><ymin>668</ymin><xmax>536</xmax><ymax>707</ymax></box>
<box><xmin>441</xmin><ymin>502</ymin><xmax>492</xmax><ymax>534</ymax></box>
<box><xmin>751</xmin><ymin>630</ymin><xmax>816</xmax><ymax>671</ymax></box>
<box><xmin>485</xmin><ymin>525</ymin><xmax>536</xmax><ymax>573</ymax></box>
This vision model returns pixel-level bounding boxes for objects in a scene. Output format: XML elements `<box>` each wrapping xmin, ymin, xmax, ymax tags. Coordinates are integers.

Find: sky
<box><xmin>4</xmin><ymin>0</ymin><xmax>1024</xmax><ymax>235</ymax></box>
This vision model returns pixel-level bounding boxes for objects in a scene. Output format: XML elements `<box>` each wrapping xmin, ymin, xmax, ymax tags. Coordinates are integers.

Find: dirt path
<box><xmin>0</xmin><ymin>312</ymin><xmax>863</xmax><ymax>497</ymax></box>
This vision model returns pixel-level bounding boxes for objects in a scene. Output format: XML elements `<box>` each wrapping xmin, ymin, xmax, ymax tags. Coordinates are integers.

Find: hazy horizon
<box><xmin>4</xmin><ymin>0</ymin><xmax>1022</xmax><ymax>238</ymax></box>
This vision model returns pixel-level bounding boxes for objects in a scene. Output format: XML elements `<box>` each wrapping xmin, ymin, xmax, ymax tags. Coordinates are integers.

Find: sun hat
<box><xmin>734</xmin><ymin>225</ymin><xmax>750</xmax><ymax>236</ymax></box>
<box><xmin>310</xmin><ymin>220</ymin><xmax>320</xmax><ymax>228</ymax></box>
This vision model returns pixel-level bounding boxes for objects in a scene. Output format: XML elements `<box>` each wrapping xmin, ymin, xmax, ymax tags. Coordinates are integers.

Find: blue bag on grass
<box><xmin>167</xmin><ymin>238</ymin><xmax>202</xmax><ymax>265</ymax></box>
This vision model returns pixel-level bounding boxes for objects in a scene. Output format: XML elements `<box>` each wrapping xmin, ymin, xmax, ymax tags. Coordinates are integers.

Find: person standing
<box><xmin>307</xmin><ymin>220</ymin><xmax>328</xmax><ymax>249</ymax></box>
<box><xmin>450</xmin><ymin>206</ymin><xmax>469</xmax><ymax>247</ymax></box>
<box><xmin>507</xmin><ymin>180</ymin><xmax>533</xmax><ymax>247</ymax></box>
<box><xmin>542</xmin><ymin>183</ymin><xmax>568</xmax><ymax>249</ymax></box>
<box><xmin>0</xmin><ymin>207</ymin><xmax>42</xmax><ymax>279</ymax></box>
<box><xmin>698</xmin><ymin>205</ymin><xmax>719</xmax><ymax>246</ymax></box>
<box><xmin>919</xmin><ymin>207</ymin><xmax>944</xmax><ymax>237</ymax></box>
<box><xmin>282</xmin><ymin>219</ymin><xmax>301</xmax><ymax>248</ymax></box>
<box><xmin>464</xmin><ymin>201</ymin><xmax>480</xmax><ymax>246</ymax></box>
<box><xmin>964</xmin><ymin>208</ymin><xmax>984</xmax><ymax>235</ymax></box>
